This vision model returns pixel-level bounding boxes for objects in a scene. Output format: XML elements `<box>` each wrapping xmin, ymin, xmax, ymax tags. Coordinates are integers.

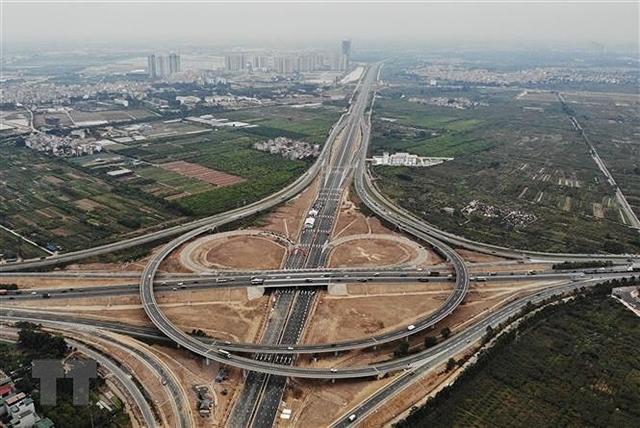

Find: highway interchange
<box><xmin>1</xmin><ymin>62</ymin><xmax>639</xmax><ymax>427</ymax></box>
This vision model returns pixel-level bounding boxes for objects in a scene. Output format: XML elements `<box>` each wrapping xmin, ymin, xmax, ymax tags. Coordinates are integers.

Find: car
<box><xmin>399</xmin><ymin>273</ymin><xmax>408</xmax><ymax>277</ymax></box>
<box><xmin>177</xmin><ymin>282</ymin><xmax>184</xmax><ymax>286</ymax></box>
<box><xmin>330</xmin><ymin>368</ymin><xmax>337</xmax><ymax>373</ymax></box>
<box><xmin>287</xmin><ymin>346</ymin><xmax>294</xmax><ymax>350</ymax></box>
<box><xmin>31</xmin><ymin>291</ymin><xmax>37</xmax><ymax>295</ymax></box>
<box><xmin>357</xmin><ymin>278</ymin><xmax>368</xmax><ymax>282</ymax></box>
<box><xmin>348</xmin><ymin>414</ymin><xmax>357</xmax><ymax>422</ymax></box>
<box><xmin>215</xmin><ymin>278</ymin><xmax>228</xmax><ymax>283</ymax></box>
<box><xmin>373</xmin><ymin>272</ymin><xmax>380</xmax><ymax>277</ymax></box>
<box><xmin>172</xmin><ymin>287</ymin><xmax>178</xmax><ymax>291</ymax></box>
<box><xmin>161</xmin><ymin>377</ymin><xmax>167</xmax><ymax>385</ymax></box>
<box><xmin>418</xmin><ymin>277</ymin><xmax>429</xmax><ymax>282</ymax></box>
<box><xmin>305</xmin><ymin>278</ymin><xmax>313</xmax><ymax>283</ymax></box>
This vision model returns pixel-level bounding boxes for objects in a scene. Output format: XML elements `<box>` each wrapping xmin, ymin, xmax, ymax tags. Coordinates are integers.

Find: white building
<box><xmin>371</xmin><ymin>151</ymin><xmax>454</xmax><ymax>167</ymax></box>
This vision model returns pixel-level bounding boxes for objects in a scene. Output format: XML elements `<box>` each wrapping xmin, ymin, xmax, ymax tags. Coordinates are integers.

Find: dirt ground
<box><xmin>286</xmin><ymin>278</ymin><xmax>564</xmax><ymax>427</ymax></box>
<box><xmin>0</xmin><ymin>276</ymin><xmax>136</xmax><ymax>290</ymax></box>
<box><xmin>332</xmin><ymin>186</ymin><xmax>399</xmax><ymax>239</ymax></box>
<box><xmin>189</xmin><ymin>235</ymin><xmax>287</xmax><ymax>270</ymax></box>
<box><xmin>277</xmin><ymin>376</ymin><xmax>395</xmax><ymax>428</ymax></box>
<box><xmin>327</xmin><ymin>238</ymin><xmax>418</xmax><ymax>268</ymax></box>
<box><xmin>143</xmin><ymin>342</ymin><xmax>245</xmax><ymax>426</ymax></box>
<box><xmin>303</xmin><ymin>285</ymin><xmax>453</xmax><ymax>344</ymax></box>
<box><xmin>5</xmin><ymin>288</ymin><xmax>270</xmax><ymax>343</ymax></box>
<box><xmin>159</xmin><ymin>242</ymin><xmax>195</xmax><ymax>273</ymax></box>
<box><xmin>260</xmin><ymin>177</ymin><xmax>320</xmax><ymax>241</ymax></box>
<box><xmin>300</xmin><ymin>279</ymin><xmax>560</xmax><ymax>366</ymax></box>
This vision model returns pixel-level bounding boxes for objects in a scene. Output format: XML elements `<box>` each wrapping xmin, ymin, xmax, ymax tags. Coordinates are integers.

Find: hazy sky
<box><xmin>3</xmin><ymin>1</ymin><xmax>638</xmax><ymax>50</ymax></box>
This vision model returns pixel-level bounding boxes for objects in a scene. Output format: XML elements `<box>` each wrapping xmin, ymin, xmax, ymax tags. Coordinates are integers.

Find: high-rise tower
<box><xmin>147</xmin><ymin>54</ymin><xmax>157</xmax><ymax>79</ymax></box>
<box><xmin>341</xmin><ymin>40</ymin><xmax>351</xmax><ymax>70</ymax></box>
<box><xmin>341</xmin><ymin>40</ymin><xmax>351</xmax><ymax>57</ymax></box>
<box><xmin>168</xmin><ymin>54</ymin><xmax>181</xmax><ymax>74</ymax></box>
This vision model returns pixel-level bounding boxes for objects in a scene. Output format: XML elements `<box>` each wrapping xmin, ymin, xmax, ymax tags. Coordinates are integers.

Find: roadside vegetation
<box><xmin>394</xmin><ymin>279</ymin><xmax>640</xmax><ymax>428</ymax></box>
<box><xmin>0</xmin><ymin>322</ymin><xmax>131</xmax><ymax>427</ymax></box>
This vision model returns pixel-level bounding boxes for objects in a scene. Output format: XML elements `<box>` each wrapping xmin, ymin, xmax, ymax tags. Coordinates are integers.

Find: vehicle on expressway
<box><xmin>250</xmin><ymin>276</ymin><xmax>265</xmax><ymax>285</ymax></box>
<box><xmin>0</xmin><ymin>289</ymin><xmax>6</xmax><ymax>296</ymax></box>
<box><xmin>218</xmin><ymin>350</ymin><xmax>232</xmax><ymax>359</ymax></box>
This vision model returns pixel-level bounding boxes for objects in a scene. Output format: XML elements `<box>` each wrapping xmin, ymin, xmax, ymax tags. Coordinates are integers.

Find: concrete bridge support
<box><xmin>247</xmin><ymin>286</ymin><xmax>265</xmax><ymax>300</ymax></box>
<box><xmin>327</xmin><ymin>283</ymin><xmax>348</xmax><ymax>295</ymax></box>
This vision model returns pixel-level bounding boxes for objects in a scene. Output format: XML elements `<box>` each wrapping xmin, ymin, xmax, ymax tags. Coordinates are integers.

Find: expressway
<box><xmin>137</xmin><ymin>64</ymin><xmax>470</xmax><ymax>378</ymax></box>
<box><xmin>235</xmin><ymin>65</ymin><xmax>392</xmax><ymax>428</ymax></box>
<box><xmin>2</xmin><ymin>275</ymin><xmax>626</xmax><ymax>428</ymax></box>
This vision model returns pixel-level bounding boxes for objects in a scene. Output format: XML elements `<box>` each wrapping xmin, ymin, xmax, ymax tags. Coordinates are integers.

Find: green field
<box><xmin>0</xmin><ymin>105</ymin><xmax>339</xmax><ymax>254</ymax></box>
<box><xmin>395</xmin><ymin>283</ymin><xmax>640</xmax><ymax>428</ymax></box>
<box><xmin>369</xmin><ymin>83</ymin><xmax>640</xmax><ymax>253</ymax></box>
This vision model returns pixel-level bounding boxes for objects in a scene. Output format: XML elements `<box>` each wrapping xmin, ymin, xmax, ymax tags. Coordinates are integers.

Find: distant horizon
<box><xmin>2</xmin><ymin>2</ymin><xmax>638</xmax><ymax>53</ymax></box>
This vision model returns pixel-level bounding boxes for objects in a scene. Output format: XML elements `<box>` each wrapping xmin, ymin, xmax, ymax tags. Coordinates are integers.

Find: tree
<box><xmin>441</xmin><ymin>327</ymin><xmax>452</xmax><ymax>340</ymax></box>
<box><xmin>394</xmin><ymin>342</ymin><xmax>410</xmax><ymax>358</ymax></box>
<box><xmin>424</xmin><ymin>336</ymin><xmax>438</xmax><ymax>349</ymax></box>
<box><xmin>446</xmin><ymin>357</ymin><xmax>457</xmax><ymax>372</ymax></box>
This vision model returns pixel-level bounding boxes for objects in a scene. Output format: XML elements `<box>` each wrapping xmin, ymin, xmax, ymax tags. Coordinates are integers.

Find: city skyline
<box><xmin>3</xmin><ymin>1</ymin><xmax>638</xmax><ymax>51</ymax></box>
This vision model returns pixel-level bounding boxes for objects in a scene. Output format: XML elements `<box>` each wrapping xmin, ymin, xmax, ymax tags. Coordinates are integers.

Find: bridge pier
<box><xmin>327</xmin><ymin>283</ymin><xmax>348</xmax><ymax>295</ymax></box>
<box><xmin>247</xmin><ymin>286</ymin><xmax>265</xmax><ymax>300</ymax></box>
